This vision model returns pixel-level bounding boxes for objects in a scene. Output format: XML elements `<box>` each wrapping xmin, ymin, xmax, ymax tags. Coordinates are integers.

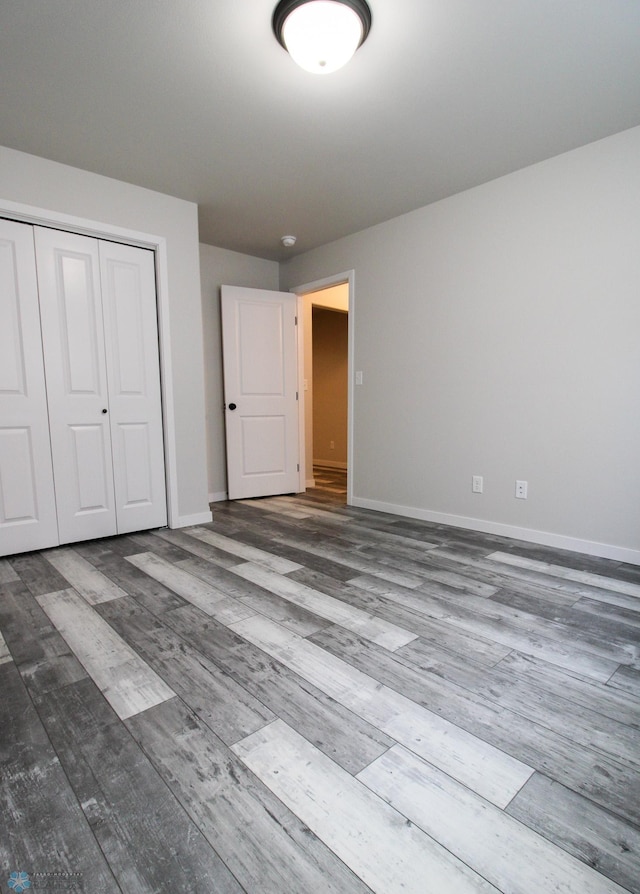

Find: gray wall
<box><xmin>199</xmin><ymin>244</ymin><xmax>279</xmax><ymax>499</ymax></box>
<box><xmin>280</xmin><ymin>127</ymin><xmax>640</xmax><ymax>561</ymax></box>
<box><xmin>0</xmin><ymin>145</ymin><xmax>210</xmax><ymax>526</ymax></box>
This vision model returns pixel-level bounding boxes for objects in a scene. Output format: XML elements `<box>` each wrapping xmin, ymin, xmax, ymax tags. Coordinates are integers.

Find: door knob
<box><xmin>228</xmin><ymin>403</ymin><xmax>237</xmax><ymax>411</ymax></box>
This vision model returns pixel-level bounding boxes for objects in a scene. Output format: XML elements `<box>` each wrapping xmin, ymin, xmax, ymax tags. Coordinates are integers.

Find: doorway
<box><xmin>298</xmin><ymin>279</ymin><xmax>351</xmax><ymax>503</ymax></box>
<box><xmin>312</xmin><ymin>305</ymin><xmax>348</xmax><ymax>497</ymax></box>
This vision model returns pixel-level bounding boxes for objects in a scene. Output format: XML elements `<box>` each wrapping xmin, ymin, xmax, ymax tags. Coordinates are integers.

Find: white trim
<box><xmin>351</xmin><ymin>496</ymin><xmax>640</xmax><ymax>566</ymax></box>
<box><xmin>152</xmin><ymin>239</ymin><xmax>179</xmax><ymax>529</ymax></box>
<box><xmin>0</xmin><ymin>198</ymin><xmax>181</xmax><ymax>529</ymax></box>
<box><xmin>296</xmin><ymin>295</ymin><xmax>307</xmax><ymax>494</ymax></box>
<box><xmin>209</xmin><ymin>491</ymin><xmax>228</xmax><ymax>503</ymax></box>
<box><xmin>290</xmin><ymin>270</ymin><xmax>355</xmax><ymax>506</ymax></box>
<box><xmin>0</xmin><ymin>199</ymin><xmax>162</xmax><ymax>247</ymax></box>
<box><xmin>176</xmin><ymin>510</ymin><xmax>213</xmax><ymax>528</ymax></box>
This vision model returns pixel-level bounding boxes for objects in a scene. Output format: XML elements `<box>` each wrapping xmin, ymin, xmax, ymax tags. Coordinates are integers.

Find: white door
<box><xmin>221</xmin><ymin>285</ymin><xmax>300</xmax><ymax>500</ymax></box>
<box><xmin>99</xmin><ymin>241</ymin><xmax>167</xmax><ymax>533</ymax></box>
<box><xmin>0</xmin><ymin>220</ymin><xmax>59</xmax><ymax>556</ymax></box>
<box><xmin>35</xmin><ymin>228</ymin><xmax>117</xmax><ymax>544</ymax></box>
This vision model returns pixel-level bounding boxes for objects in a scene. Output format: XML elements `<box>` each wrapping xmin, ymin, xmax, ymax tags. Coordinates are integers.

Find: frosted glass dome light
<box><xmin>273</xmin><ymin>0</ymin><xmax>372</xmax><ymax>75</ymax></box>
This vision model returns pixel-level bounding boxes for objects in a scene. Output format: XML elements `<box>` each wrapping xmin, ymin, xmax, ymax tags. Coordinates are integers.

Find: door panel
<box><xmin>238</xmin><ymin>301</ymin><xmax>286</xmax><ymax>393</ymax></box>
<box><xmin>35</xmin><ymin>228</ymin><xmax>117</xmax><ymax>543</ymax></box>
<box><xmin>0</xmin><ymin>428</ymin><xmax>39</xmax><ymax>527</ymax></box>
<box><xmin>58</xmin><ymin>252</ymin><xmax>103</xmax><ymax>394</ymax></box>
<box><xmin>69</xmin><ymin>423</ymin><xmax>112</xmax><ymax>513</ymax></box>
<box><xmin>241</xmin><ymin>416</ymin><xmax>287</xmax><ymax>473</ymax></box>
<box><xmin>222</xmin><ymin>286</ymin><xmax>300</xmax><ymax>500</ymax></box>
<box><xmin>99</xmin><ymin>241</ymin><xmax>167</xmax><ymax>532</ymax></box>
<box><xmin>0</xmin><ymin>220</ymin><xmax>59</xmax><ymax>556</ymax></box>
<box><xmin>118</xmin><ymin>423</ymin><xmax>153</xmax><ymax>504</ymax></box>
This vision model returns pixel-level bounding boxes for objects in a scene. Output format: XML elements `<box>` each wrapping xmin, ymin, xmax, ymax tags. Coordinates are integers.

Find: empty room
<box><xmin>1</xmin><ymin>2</ymin><xmax>639</xmax><ymax>892</ymax></box>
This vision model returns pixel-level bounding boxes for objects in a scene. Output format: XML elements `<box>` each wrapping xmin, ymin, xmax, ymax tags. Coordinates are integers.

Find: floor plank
<box><xmin>126</xmin><ymin>697</ymin><xmax>373</xmax><ymax>894</ymax></box>
<box><xmin>0</xmin><ymin>663</ymin><xmax>120</xmax><ymax>892</ymax></box>
<box><xmin>232</xmin><ymin>561</ymin><xmax>418</xmax><ymax>650</ymax></box>
<box><xmin>0</xmin><ymin>630</ymin><xmax>11</xmax><ymax>665</ymax></box>
<box><xmin>349</xmin><ymin>573</ymin><xmax>623</xmax><ymax>680</ymax></box>
<box><xmin>126</xmin><ymin>551</ymin><xmax>254</xmax><ymax>623</ymax></box>
<box><xmin>233</xmin><ymin>719</ymin><xmax>500</xmax><ymax>894</ymax></box>
<box><xmin>36</xmin><ymin>588</ymin><xmax>175</xmax><ymax>719</ymax></box>
<box><xmin>31</xmin><ymin>677</ymin><xmax>243</xmax><ymax>893</ymax></box>
<box><xmin>506</xmin><ymin>773</ymin><xmax>640</xmax><ymax>894</ymax></box>
<box><xmin>163</xmin><ymin>604</ymin><xmax>395</xmax><ymax>775</ymax></box>
<box><xmin>0</xmin><ymin>580</ymin><xmax>87</xmax><ymax>691</ymax></box>
<box><xmin>230</xmin><ymin>614</ymin><xmax>534</xmax><ymax>807</ymax></box>
<box><xmin>43</xmin><ymin>547</ymin><xmax>128</xmax><ymax>604</ymax></box>
<box><xmin>176</xmin><ymin>556</ymin><xmax>331</xmax><ymax>636</ymax></box>
<box><xmin>188</xmin><ymin>526</ymin><xmax>303</xmax><ymax>574</ymax></box>
<box><xmin>487</xmin><ymin>552</ymin><xmax>640</xmax><ymax>600</ymax></box>
<box><xmin>357</xmin><ymin>745</ymin><xmax>629</xmax><ymax>894</ymax></box>
<box><xmin>96</xmin><ymin>595</ymin><xmax>276</xmax><ymax>745</ymax></box>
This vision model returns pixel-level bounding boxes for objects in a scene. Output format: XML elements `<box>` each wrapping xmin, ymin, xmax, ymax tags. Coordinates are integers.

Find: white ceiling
<box><xmin>1</xmin><ymin>1</ymin><xmax>639</xmax><ymax>260</ymax></box>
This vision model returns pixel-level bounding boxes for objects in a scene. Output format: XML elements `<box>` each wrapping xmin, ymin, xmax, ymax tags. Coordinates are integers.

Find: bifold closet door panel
<box><xmin>34</xmin><ymin>228</ymin><xmax>117</xmax><ymax>544</ymax></box>
<box><xmin>99</xmin><ymin>241</ymin><xmax>167</xmax><ymax>533</ymax></box>
<box><xmin>0</xmin><ymin>220</ymin><xmax>59</xmax><ymax>556</ymax></box>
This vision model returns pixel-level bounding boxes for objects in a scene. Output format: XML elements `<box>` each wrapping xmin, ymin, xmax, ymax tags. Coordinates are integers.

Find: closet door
<box><xmin>34</xmin><ymin>228</ymin><xmax>117</xmax><ymax>543</ymax></box>
<box><xmin>99</xmin><ymin>241</ymin><xmax>167</xmax><ymax>533</ymax></box>
<box><xmin>0</xmin><ymin>220</ymin><xmax>59</xmax><ymax>555</ymax></box>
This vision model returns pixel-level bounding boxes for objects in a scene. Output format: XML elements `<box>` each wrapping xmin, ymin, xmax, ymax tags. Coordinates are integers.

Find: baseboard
<box><xmin>314</xmin><ymin>460</ymin><xmax>347</xmax><ymax>470</ymax></box>
<box><xmin>174</xmin><ymin>509</ymin><xmax>213</xmax><ymax>528</ymax></box>
<box><xmin>350</xmin><ymin>496</ymin><xmax>640</xmax><ymax>566</ymax></box>
<box><xmin>209</xmin><ymin>491</ymin><xmax>228</xmax><ymax>503</ymax></box>
<box><xmin>306</xmin><ymin>479</ymin><xmax>316</xmax><ymax>488</ymax></box>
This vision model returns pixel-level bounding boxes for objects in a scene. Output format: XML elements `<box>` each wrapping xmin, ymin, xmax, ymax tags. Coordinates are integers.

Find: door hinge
<box><xmin>295</xmin><ymin>315</ymin><xmax>298</xmax><ymax>325</ymax></box>
<box><xmin>297</xmin><ymin>464</ymin><xmax>300</xmax><ymax>472</ymax></box>
<box><xmin>296</xmin><ymin>391</ymin><xmax>299</xmax><ymax>400</ymax></box>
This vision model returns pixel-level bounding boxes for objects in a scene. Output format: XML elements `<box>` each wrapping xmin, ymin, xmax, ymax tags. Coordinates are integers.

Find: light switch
<box><xmin>355</xmin><ymin>371</ymin><xmax>363</xmax><ymax>385</ymax></box>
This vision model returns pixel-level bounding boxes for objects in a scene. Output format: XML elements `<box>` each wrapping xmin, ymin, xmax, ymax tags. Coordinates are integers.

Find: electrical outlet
<box><xmin>472</xmin><ymin>475</ymin><xmax>483</xmax><ymax>494</ymax></box>
<box><xmin>515</xmin><ymin>480</ymin><xmax>528</xmax><ymax>499</ymax></box>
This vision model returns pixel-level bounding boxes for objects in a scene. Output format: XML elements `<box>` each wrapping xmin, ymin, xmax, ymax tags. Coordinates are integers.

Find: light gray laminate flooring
<box><xmin>1</xmin><ymin>469</ymin><xmax>639</xmax><ymax>893</ymax></box>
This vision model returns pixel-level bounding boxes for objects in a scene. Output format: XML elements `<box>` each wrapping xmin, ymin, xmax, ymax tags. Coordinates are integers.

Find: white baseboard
<box><xmin>209</xmin><ymin>491</ymin><xmax>228</xmax><ymax>503</ymax></box>
<box><xmin>174</xmin><ymin>509</ymin><xmax>213</xmax><ymax>528</ymax></box>
<box><xmin>314</xmin><ymin>460</ymin><xmax>347</xmax><ymax>470</ymax></box>
<box><xmin>350</xmin><ymin>496</ymin><xmax>640</xmax><ymax>566</ymax></box>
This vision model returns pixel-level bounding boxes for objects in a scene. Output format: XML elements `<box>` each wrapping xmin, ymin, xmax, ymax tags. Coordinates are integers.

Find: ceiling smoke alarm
<box><xmin>281</xmin><ymin>235</ymin><xmax>297</xmax><ymax>247</ymax></box>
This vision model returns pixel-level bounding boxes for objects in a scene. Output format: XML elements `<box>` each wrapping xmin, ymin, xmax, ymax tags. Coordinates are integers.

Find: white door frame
<box><xmin>0</xmin><ymin>198</ymin><xmax>180</xmax><ymax>529</ymax></box>
<box><xmin>290</xmin><ymin>269</ymin><xmax>355</xmax><ymax>506</ymax></box>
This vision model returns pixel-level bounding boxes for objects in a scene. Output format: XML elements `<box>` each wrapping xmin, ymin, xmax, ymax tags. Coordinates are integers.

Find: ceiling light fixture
<box><xmin>272</xmin><ymin>0</ymin><xmax>372</xmax><ymax>75</ymax></box>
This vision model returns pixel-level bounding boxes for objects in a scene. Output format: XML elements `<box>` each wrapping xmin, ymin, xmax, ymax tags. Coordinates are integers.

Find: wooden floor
<box><xmin>1</xmin><ymin>470</ymin><xmax>639</xmax><ymax>893</ymax></box>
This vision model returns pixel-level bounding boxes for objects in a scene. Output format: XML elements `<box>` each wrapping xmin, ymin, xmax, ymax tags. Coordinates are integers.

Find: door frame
<box><xmin>290</xmin><ymin>269</ymin><xmax>355</xmax><ymax>506</ymax></box>
<box><xmin>0</xmin><ymin>198</ymin><xmax>179</xmax><ymax>528</ymax></box>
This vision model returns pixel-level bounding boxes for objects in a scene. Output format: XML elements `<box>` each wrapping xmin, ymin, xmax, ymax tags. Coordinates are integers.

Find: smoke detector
<box><xmin>281</xmin><ymin>235</ymin><xmax>297</xmax><ymax>248</ymax></box>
